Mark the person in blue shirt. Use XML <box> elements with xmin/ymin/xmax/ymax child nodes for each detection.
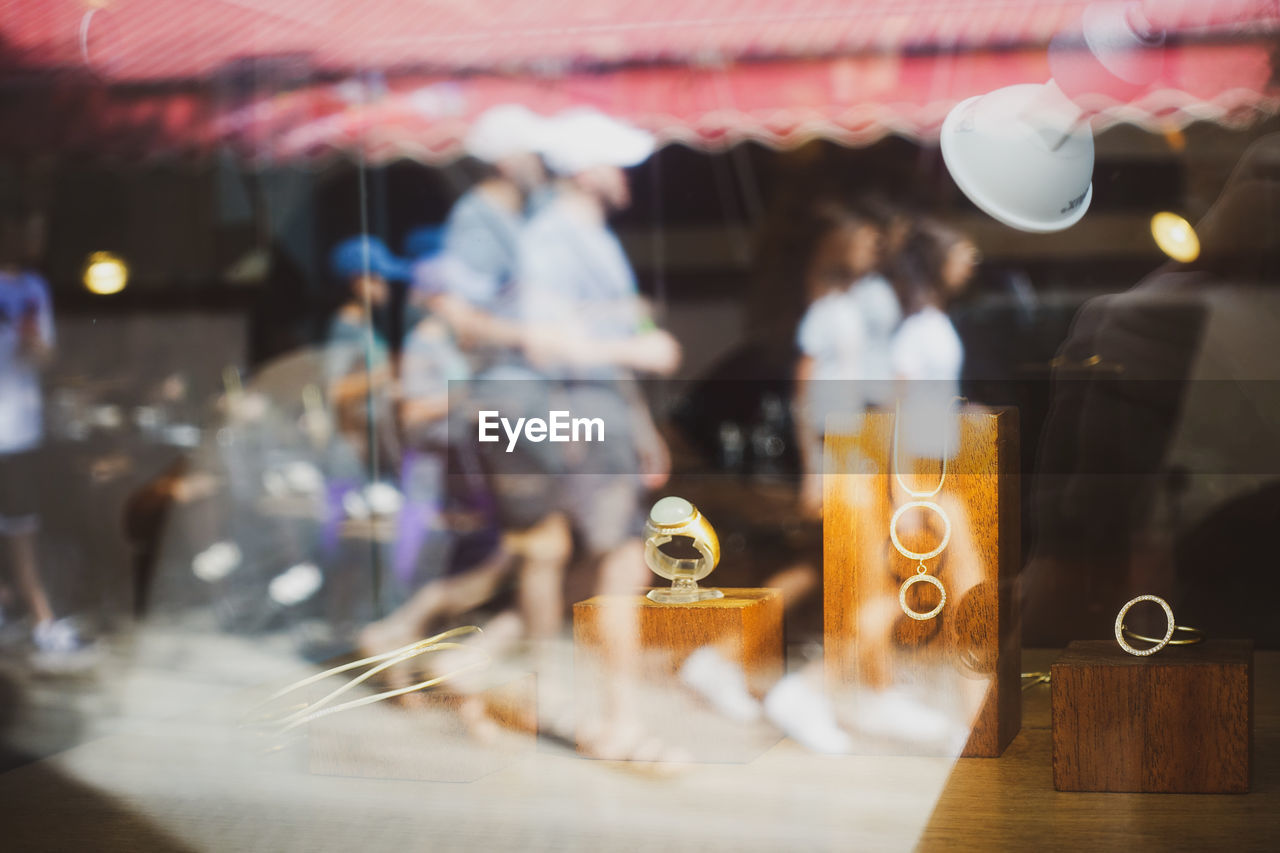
<box><xmin>410</xmin><ymin>105</ymin><xmax>551</xmax><ymax>374</ymax></box>
<box><xmin>0</xmin><ymin>252</ymin><xmax>73</xmax><ymax>655</ymax></box>
<box><xmin>323</xmin><ymin>235</ymin><xmax>410</xmax><ymax>472</ymax></box>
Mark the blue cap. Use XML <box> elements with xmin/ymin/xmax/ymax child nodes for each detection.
<box><xmin>329</xmin><ymin>235</ymin><xmax>412</xmax><ymax>283</ymax></box>
<box><xmin>404</xmin><ymin>225</ymin><xmax>446</xmax><ymax>260</ymax></box>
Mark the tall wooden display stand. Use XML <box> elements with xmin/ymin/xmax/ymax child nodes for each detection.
<box><xmin>823</xmin><ymin>406</ymin><xmax>1020</xmax><ymax>757</ymax></box>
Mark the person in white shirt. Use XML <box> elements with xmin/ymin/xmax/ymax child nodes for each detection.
<box><xmin>793</xmin><ymin>205</ymin><xmax>887</xmax><ymax>515</ymax></box>
<box><xmin>888</xmin><ymin>219</ymin><xmax>980</xmax><ymax>458</ymax></box>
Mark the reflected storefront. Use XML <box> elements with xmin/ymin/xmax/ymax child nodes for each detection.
<box><xmin>2</xmin><ymin>2</ymin><xmax>1280</xmax><ymax>850</ymax></box>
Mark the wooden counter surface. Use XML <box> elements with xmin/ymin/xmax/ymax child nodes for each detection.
<box><xmin>0</xmin><ymin>646</ymin><xmax>1275</xmax><ymax>851</ymax></box>
<box><xmin>919</xmin><ymin>648</ymin><xmax>1280</xmax><ymax>851</ymax></box>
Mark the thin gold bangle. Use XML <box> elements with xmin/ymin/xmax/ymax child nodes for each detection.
<box><xmin>1121</xmin><ymin>624</ymin><xmax>1204</xmax><ymax>646</ymax></box>
<box><xmin>1020</xmin><ymin>671</ymin><xmax>1051</xmax><ymax>689</ymax></box>
<box><xmin>250</xmin><ymin>625</ymin><xmax>484</xmax><ymax>730</ymax></box>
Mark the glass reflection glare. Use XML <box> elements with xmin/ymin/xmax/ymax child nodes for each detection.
<box><xmin>82</xmin><ymin>251</ymin><xmax>128</xmax><ymax>295</ymax></box>
<box><xmin>1150</xmin><ymin>211</ymin><xmax>1200</xmax><ymax>263</ymax></box>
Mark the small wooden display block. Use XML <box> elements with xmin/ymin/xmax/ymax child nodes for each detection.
<box><xmin>308</xmin><ymin>672</ymin><xmax>536</xmax><ymax>782</ymax></box>
<box><xmin>824</xmin><ymin>407</ymin><xmax>1020</xmax><ymax>757</ymax></box>
<box><xmin>1051</xmin><ymin>640</ymin><xmax>1252</xmax><ymax>793</ymax></box>
<box><xmin>574</xmin><ymin>589</ymin><xmax>783</xmax><ymax>690</ymax></box>
<box><xmin>573</xmin><ymin>589</ymin><xmax>784</xmax><ymax>762</ymax></box>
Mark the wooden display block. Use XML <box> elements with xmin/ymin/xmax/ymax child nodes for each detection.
<box><xmin>823</xmin><ymin>407</ymin><xmax>1020</xmax><ymax>757</ymax></box>
<box><xmin>1051</xmin><ymin>639</ymin><xmax>1252</xmax><ymax>793</ymax></box>
<box><xmin>308</xmin><ymin>671</ymin><xmax>536</xmax><ymax>782</ymax></box>
<box><xmin>573</xmin><ymin>589</ymin><xmax>784</xmax><ymax>762</ymax></box>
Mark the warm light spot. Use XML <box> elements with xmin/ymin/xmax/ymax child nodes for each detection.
<box><xmin>1150</xmin><ymin>212</ymin><xmax>1199</xmax><ymax>263</ymax></box>
<box><xmin>83</xmin><ymin>251</ymin><xmax>128</xmax><ymax>295</ymax></box>
<box><xmin>1161</xmin><ymin>125</ymin><xmax>1187</xmax><ymax>153</ymax></box>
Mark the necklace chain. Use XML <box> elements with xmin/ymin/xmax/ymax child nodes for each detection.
<box><xmin>891</xmin><ymin>399</ymin><xmax>955</xmax><ymax>498</ymax></box>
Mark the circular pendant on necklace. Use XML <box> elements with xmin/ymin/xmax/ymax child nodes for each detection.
<box><xmin>899</xmin><ymin>571</ymin><xmax>946</xmax><ymax>620</ymax></box>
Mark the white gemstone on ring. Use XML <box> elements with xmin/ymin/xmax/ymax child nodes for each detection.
<box><xmin>1114</xmin><ymin>594</ymin><xmax>1176</xmax><ymax>656</ymax></box>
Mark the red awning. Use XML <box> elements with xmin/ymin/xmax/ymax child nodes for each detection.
<box><xmin>8</xmin><ymin>0</ymin><xmax>1099</xmax><ymax>83</ymax></box>
<box><xmin>2</xmin><ymin>2</ymin><xmax>1278</xmax><ymax>162</ymax></box>
<box><xmin>217</xmin><ymin>43</ymin><xmax>1280</xmax><ymax>163</ymax></box>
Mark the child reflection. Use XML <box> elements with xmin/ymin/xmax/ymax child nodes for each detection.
<box><xmin>358</xmin><ymin>292</ymin><xmax>518</xmax><ymax>663</ymax></box>
<box><xmin>323</xmin><ymin>235</ymin><xmax>405</xmax><ymax>476</ymax></box>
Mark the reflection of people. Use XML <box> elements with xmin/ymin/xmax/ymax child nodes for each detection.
<box><xmin>412</xmin><ymin>105</ymin><xmax>549</xmax><ymax>365</ymax></box>
<box><xmin>849</xmin><ymin>198</ymin><xmax>907</xmax><ymax>407</ymax></box>
<box><xmin>503</xmin><ymin>109</ymin><xmax>679</xmax><ymax>638</ymax></box>
<box><xmin>888</xmin><ymin>220</ymin><xmax>978</xmax><ymax>458</ymax></box>
<box><xmin>357</xmin><ymin>282</ymin><xmax>516</xmax><ymax>652</ymax></box>
<box><xmin>359</xmin><ymin>108</ymin><xmax>548</xmax><ymax>657</ymax></box>
<box><xmin>323</xmin><ymin>235</ymin><xmax>409</xmax><ymax>470</ymax></box>
<box><xmin>0</xmin><ymin>256</ymin><xmax>73</xmax><ymax>654</ymax></box>
<box><xmin>793</xmin><ymin>205</ymin><xmax>887</xmax><ymax>516</ymax></box>
<box><xmin>494</xmin><ymin>109</ymin><xmax>681</xmax><ymax>759</ymax></box>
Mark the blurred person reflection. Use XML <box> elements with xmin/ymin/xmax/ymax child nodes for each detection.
<box><xmin>491</xmin><ymin>109</ymin><xmax>681</xmax><ymax>758</ymax></box>
<box><xmin>411</xmin><ymin>105</ymin><xmax>551</xmax><ymax>363</ymax></box>
<box><xmin>889</xmin><ymin>219</ymin><xmax>980</xmax><ymax>457</ymax></box>
<box><xmin>324</xmin><ymin>235</ymin><xmax>408</xmax><ymax>478</ymax></box>
<box><xmin>357</xmin><ymin>108</ymin><xmax>549</xmax><ymax>659</ymax></box>
<box><xmin>765</xmin><ymin>205</ymin><xmax>885</xmax><ymax>632</ymax></box>
<box><xmin>313</xmin><ymin>235</ymin><xmax>410</xmax><ymax>637</ymax></box>
<box><xmin>818</xmin><ymin>218</ymin><xmax>984</xmax><ymax>750</ymax></box>
<box><xmin>858</xmin><ymin>192</ymin><xmax>914</xmax><ymax>267</ymax></box>
<box><xmin>0</xmin><ymin>227</ymin><xmax>84</xmax><ymax>660</ymax></box>
<box><xmin>358</xmin><ymin>254</ymin><xmax>517</xmax><ymax>656</ymax></box>
<box><xmin>793</xmin><ymin>204</ymin><xmax>892</xmax><ymax>518</ymax></box>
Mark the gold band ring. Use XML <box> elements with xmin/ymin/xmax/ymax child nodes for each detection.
<box><xmin>643</xmin><ymin>496</ymin><xmax>720</xmax><ymax>583</ymax></box>
<box><xmin>1121</xmin><ymin>625</ymin><xmax>1204</xmax><ymax>647</ymax></box>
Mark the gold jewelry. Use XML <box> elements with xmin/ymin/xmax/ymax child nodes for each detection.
<box><xmin>644</xmin><ymin>496</ymin><xmax>723</xmax><ymax>603</ymax></box>
<box><xmin>1114</xmin><ymin>595</ymin><xmax>1202</xmax><ymax>656</ymax></box>
<box><xmin>889</xmin><ymin>400</ymin><xmax>955</xmax><ymax>620</ymax></box>
<box><xmin>889</xmin><ymin>500</ymin><xmax>952</xmax><ymax>562</ymax></box>
<box><xmin>1020</xmin><ymin>671</ymin><xmax>1051</xmax><ymax>690</ymax></box>
<box><xmin>250</xmin><ymin>626</ymin><xmax>487</xmax><ymax>734</ymax></box>
<box><xmin>899</xmin><ymin>572</ymin><xmax>946</xmax><ymax>620</ymax></box>
<box><xmin>1121</xmin><ymin>625</ymin><xmax>1204</xmax><ymax>647</ymax></box>
<box><xmin>893</xmin><ymin>406</ymin><xmax>948</xmax><ymax>498</ymax></box>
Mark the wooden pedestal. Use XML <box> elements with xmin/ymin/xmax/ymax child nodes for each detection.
<box><xmin>308</xmin><ymin>672</ymin><xmax>536</xmax><ymax>782</ymax></box>
<box><xmin>823</xmin><ymin>407</ymin><xmax>1020</xmax><ymax>757</ymax></box>
<box><xmin>572</xmin><ymin>589</ymin><xmax>784</xmax><ymax>762</ymax></box>
<box><xmin>1051</xmin><ymin>639</ymin><xmax>1252</xmax><ymax>793</ymax></box>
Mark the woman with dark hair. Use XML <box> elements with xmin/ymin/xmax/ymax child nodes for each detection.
<box><xmin>888</xmin><ymin>220</ymin><xmax>979</xmax><ymax>456</ymax></box>
<box><xmin>889</xmin><ymin>220</ymin><xmax>978</xmax><ymax>377</ymax></box>
<box><xmin>792</xmin><ymin>203</ymin><xmax>885</xmax><ymax>515</ymax></box>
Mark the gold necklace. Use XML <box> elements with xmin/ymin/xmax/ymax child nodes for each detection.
<box><xmin>889</xmin><ymin>399</ymin><xmax>955</xmax><ymax>620</ymax></box>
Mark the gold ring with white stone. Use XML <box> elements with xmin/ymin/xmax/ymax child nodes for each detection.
<box><xmin>1114</xmin><ymin>595</ymin><xmax>1201</xmax><ymax>656</ymax></box>
<box><xmin>643</xmin><ymin>496</ymin><xmax>720</xmax><ymax>583</ymax></box>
